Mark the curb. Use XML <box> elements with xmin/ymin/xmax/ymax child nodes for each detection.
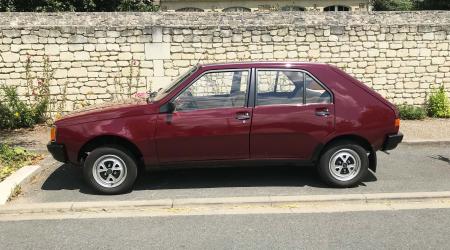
<box><xmin>1</xmin><ymin>191</ymin><xmax>450</xmax><ymax>215</ymax></box>
<box><xmin>402</xmin><ymin>140</ymin><xmax>450</xmax><ymax>146</ymax></box>
<box><xmin>0</xmin><ymin>165</ymin><xmax>42</xmax><ymax>205</ymax></box>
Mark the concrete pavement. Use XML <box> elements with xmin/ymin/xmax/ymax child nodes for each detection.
<box><xmin>1</xmin><ymin>191</ymin><xmax>450</xmax><ymax>221</ymax></box>
<box><xmin>10</xmin><ymin>144</ymin><xmax>450</xmax><ymax>204</ymax></box>
<box><xmin>1</xmin><ymin>208</ymin><xmax>449</xmax><ymax>249</ymax></box>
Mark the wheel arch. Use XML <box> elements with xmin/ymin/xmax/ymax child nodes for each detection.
<box><xmin>78</xmin><ymin>135</ymin><xmax>144</xmax><ymax>165</ymax></box>
<box><xmin>312</xmin><ymin>134</ymin><xmax>377</xmax><ymax>172</ymax></box>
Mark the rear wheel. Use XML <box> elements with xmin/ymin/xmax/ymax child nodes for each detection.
<box><xmin>83</xmin><ymin>146</ymin><xmax>138</xmax><ymax>194</ymax></box>
<box><xmin>318</xmin><ymin>141</ymin><xmax>369</xmax><ymax>187</ymax></box>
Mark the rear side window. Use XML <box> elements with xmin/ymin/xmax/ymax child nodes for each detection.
<box><xmin>256</xmin><ymin>70</ymin><xmax>331</xmax><ymax>106</ymax></box>
<box><xmin>256</xmin><ymin>70</ymin><xmax>304</xmax><ymax>106</ymax></box>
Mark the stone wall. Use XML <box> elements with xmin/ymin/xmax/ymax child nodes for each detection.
<box><xmin>0</xmin><ymin>11</ymin><xmax>449</xmax><ymax>111</ymax></box>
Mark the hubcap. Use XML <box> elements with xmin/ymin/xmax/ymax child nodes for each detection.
<box><xmin>92</xmin><ymin>155</ymin><xmax>127</xmax><ymax>188</ymax></box>
<box><xmin>328</xmin><ymin>149</ymin><xmax>361</xmax><ymax>182</ymax></box>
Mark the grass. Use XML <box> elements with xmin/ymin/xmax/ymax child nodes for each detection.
<box><xmin>0</xmin><ymin>143</ymin><xmax>42</xmax><ymax>182</ymax></box>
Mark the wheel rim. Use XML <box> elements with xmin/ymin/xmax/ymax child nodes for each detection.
<box><xmin>92</xmin><ymin>154</ymin><xmax>127</xmax><ymax>188</ymax></box>
<box><xmin>328</xmin><ymin>149</ymin><xmax>361</xmax><ymax>182</ymax></box>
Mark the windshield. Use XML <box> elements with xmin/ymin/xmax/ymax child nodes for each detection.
<box><xmin>152</xmin><ymin>65</ymin><xmax>199</xmax><ymax>102</ymax></box>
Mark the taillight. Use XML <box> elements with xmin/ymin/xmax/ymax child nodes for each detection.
<box><xmin>394</xmin><ymin>118</ymin><xmax>400</xmax><ymax>128</ymax></box>
<box><xmin>50</xmin><ymin>126</ymin><xmax>57</xmax><ymax>141</ymax></box>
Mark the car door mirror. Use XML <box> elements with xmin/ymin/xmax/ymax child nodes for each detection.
<box><xmin>159</xmin><ymin>102</ymin><xmax>176</xmax><ymax>113</ymax></box>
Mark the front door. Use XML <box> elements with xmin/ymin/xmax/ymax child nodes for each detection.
<box><xmin>250</xmin><ymin>69</ymin><xmax>335</xmax><ymax>159</ymax></box>
<box><xmin>155</xmin><ymin>70</ymin><xmax>252</xmax><ymax>163</ymax></box>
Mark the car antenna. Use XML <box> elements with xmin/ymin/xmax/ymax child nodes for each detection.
<box><xmin>194</xmin><ymin>48</ymin><xmax>207</xmax><ymax>67</ymax></box>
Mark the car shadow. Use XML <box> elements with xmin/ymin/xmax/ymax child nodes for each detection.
<box><xmin>41</xmin><ymin>164</ymin><xmax>377</xmax><ymax>195</ymax></box>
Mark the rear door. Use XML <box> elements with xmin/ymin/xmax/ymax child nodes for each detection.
<box><xmin>155</xmin><ymin>69</ymin><xmax>252</xmax><ymax>163</ymax></box>
<box><xmin>250</xmin><ymin>69</ymin><xmax>335</xmax><ymax>160</ymax></box>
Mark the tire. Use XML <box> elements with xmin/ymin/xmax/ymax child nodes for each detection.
<box><xmin>83</xmin><ymin>146</ymin><xmax>138</xmax><ymax>194</ymax></box>
<box><xmin>317</xmin><ymin>141</ymin><xmax>369</xmax><ymax>188</ymax></box>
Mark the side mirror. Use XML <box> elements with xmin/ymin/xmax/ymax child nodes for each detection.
<box><xmin>159</xmin><ymin>102</ymin><xmax>176</xmax><ymax>113</ymax></box>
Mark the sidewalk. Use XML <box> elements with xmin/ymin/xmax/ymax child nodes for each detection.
<box><xmin>401</xmin><ymin>118</ymin><xmax>450</xmax><ymax>143</ymax></box>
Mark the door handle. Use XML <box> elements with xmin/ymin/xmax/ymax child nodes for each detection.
<box><xmin>315</xmin><ymin>108</ymin><xmax>330</xmax><ymax>117</ymax></box>
<box><xmin>236</xmin><ymin>112</ymin><xmax>251</xmax><ymax>120</ymax></box>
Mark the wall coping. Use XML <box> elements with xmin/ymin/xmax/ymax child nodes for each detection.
<box><xmin>0</xmin><ymin>11</ymin><xmax>449</xmax><ymax>28</ymax></box>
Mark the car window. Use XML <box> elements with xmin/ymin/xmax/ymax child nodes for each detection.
<box><xmin>174</xmin><ymin>70</ymin><xmax>249</xmax><ymax>111</ymax></box>
<box><xmin>152</xmin><ymin>65</ymin><xmax>198</xmax><ymax>102</ymax></box>
<box><xmin>305</xmin><ymin>74</ymin><xmax>332</xmax><ymax>104</ymax></box>
<box><xmin>256</xmin><ymin>70</ymin><xmax>305</xmax><ymax>106</ymax></box>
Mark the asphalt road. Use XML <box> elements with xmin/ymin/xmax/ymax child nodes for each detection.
<box><xmin>0</xmin><ymin>208</ymin><xmax>449</xmax><ymax>249</ymax></box>
<box><xmin>12</xmin><ymin>144</ymin><xmax>450</xmax><ymax>204</ymax></box>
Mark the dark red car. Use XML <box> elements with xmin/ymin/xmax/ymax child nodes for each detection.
<box><xmin>48</xmin><ymin>62</ymin><xmax>403</xmax><ymax>194</ymax></box>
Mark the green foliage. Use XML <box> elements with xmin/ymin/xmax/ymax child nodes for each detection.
<box><xmin>0</xmin><ymin>55</ymin><xmax>57</xmax><ymax>129</ymax></box>
<box><xmin>372</xmin><ymin>0</ymin><xmax>415</xmax><ymax>10</ymax></box>
<box><xmin>0</xmin><ymin>144</ymin><xmax>39</xmax><ymax>182</ymax></box>
<box><xmin>372</xmin><ymin>0</ymin><xmax>450</xmax><ymax>10</ymax></box>
<box><xmin>415</xmin><ymin>0</ymin><xmax>450</xmax><ymax>10</ymax></box>
<box><xmin>0</xmin><ymin>86</ymin><xmax>47</xmax><ymax>129</ymax></box>
<box><xmin>116</xmin><ymin>0</ymin><xmax>159</xmax><ymax>11</ymax></box>
<box><xmin>397</xmin><ymin>104</ymin><xmax>426</xmax><ymax>120</ymax></box>
<box><xmin>427</xmin><ymin>85</ymin><xmax>450</xmax><ymax>118</ymax></box>
<box><xmin>0</xmin><ymin>0</ymin><xmax>158</xmax><ymax>12</ymax></box>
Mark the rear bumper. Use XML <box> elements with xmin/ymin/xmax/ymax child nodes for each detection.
<box><xmin>47</xmin><ymin>141</ymin><xmax>68</xmax><ymax>163</ymax></box>
<box><xmin>382</xmin><ymin>132</ymin><xmax>403</xmax><ymax>151</ymax></box>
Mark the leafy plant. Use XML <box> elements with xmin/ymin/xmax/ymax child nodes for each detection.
<box><xmin>8</xmin><ymin>185</ymin><xmax>21</xmax><ymax>202</ymax></box>
<box><xmin>372</xmin><ymin>0</ymin><xmax>415</xmax><ymax>10</ymax></box>
<box><xmin>427</xmin><ymin>85</ymin><xmax>450</xmax><ymax>118</ymax></box>
<box><xmin>116</xmin><ymin>0</ymin><xmax>159</xmax><ymax>11</ymax></box>
<box><xmin>0</xmin><ymin>0</ymin><xmax>159</xmax><ymax>12</ymax></box>
<box><xmin>0</xmin><ymin>55</ymin><xmax>62</xmax><ymax>129</ymax></box>
<box><xmin>0</xmin><ymin>144</ymin><xmax>40</xmax><ymax>182</ymax></box>
<box><xmin>397</xmin><ymin>104</ymin><xmax>427</xmax><ymax>120</ymax></box>
<box><xmin>110</xmin><ymin>60</ymin><xmax>149</xmax><ymax>101</ymax></box>
<box><xmin>0</xmin><ymin>86</ymin><xmax>47</xmax><ymax>129</ymax></box>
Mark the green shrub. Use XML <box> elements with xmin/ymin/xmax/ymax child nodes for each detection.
<box><xmin>397</xmin><ymin>104</ymin><xmax>427</xmax><ymax>120</ymax></box>
<box><xmin>372</xmin><ymin>0</ymin><xmax>415</xmax><ymax>11</ymax></box>
<box><xmin>0</xmin><ymin>86</ymin><xmax>48</xmax><ymax>129</ymax></box>
<box><xmin>0</xmin><ymin>0</ymin><xmax>159</xmax><ymax>12</ymax></box>
<box><xmin>427</xmin><ymin>85</ymin><xmax>450</xmax><ymax>118</ymax></box>
<box><xmin>0</xmin><ymin>143</ymin><xmax>39</xmax><ymax>181</ymax></box>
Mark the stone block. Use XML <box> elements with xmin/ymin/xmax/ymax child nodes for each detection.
<box><xmin>68</xmin><ymin>67</ymin><xmax>88</xmax><ymax>77</ymax></box>
<box><xmin>153</xmin><ymin>60</ymin><xmax>164</xmax><ymax>77</ymax></box>
<box><xmin>45</xmin><ymin>44</ymin><xmax>60</xmax><ymax>55</ymax></box>
<box><xmin>1</xmin><ymin>52</ymin><xmax>19</xmax><ymax>63</ymax></box>
<box><xmin>145</xmin><ymin>43</ymin><xmax>170</xmax><ymax>60</ymax></box>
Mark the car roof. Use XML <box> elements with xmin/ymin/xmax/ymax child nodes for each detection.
<box><xmin>198</xmin><ymin>61</ymin><xmax>329</xmax><ymax>70</ymax></box>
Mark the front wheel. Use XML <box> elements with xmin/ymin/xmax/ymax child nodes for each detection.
<box><xmin>83</xmin><ymin>146</ymin><xmax>138</xmax><ymax>194</ymax></box>
<box><xmin>317</xmin><ymin>142</ymin><xmax>369</xmax><ymax>187</ymax></box>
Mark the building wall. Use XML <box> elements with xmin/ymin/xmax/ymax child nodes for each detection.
<box><xmin>0</xmin><ymin>12</ymin><xmax>448</xmax><ymax>112</ymax></box>
<box><xmin>160</xmin><ymin>0</ymin><xmax>371</xmax><ymax>12</ymax></box>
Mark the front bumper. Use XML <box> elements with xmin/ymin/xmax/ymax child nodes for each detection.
<box><xmin>382</xmin><ymin>132</ymin><xmax>403</xmax><ymax>151</ymax></box>
<box><xmin>47</xmin><ymin>141</ymin><xmax>68</xmax><ymax>163</ymax></box>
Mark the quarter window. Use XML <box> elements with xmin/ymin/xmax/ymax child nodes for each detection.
<box><xmin>174</xmin><ymin>71</ymin><xmax>249</xmax><ymax>111</ymax></box>
<box><xmin>305</xmin><ymin>75</ymin><xmax>332</xmax><ymax>104</ymax></box>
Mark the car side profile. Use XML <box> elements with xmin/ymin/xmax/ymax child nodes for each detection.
<box><xmin>48</xmin><ymin>62</ymin><xmax>403</xmax><ymax>194</ymax></box>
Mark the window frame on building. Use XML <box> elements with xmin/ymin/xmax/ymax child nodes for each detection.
<box><xmin>222</xmin><ymin>6</ymin><xmax>252</xmax><ymax>12</ymax></box>
<box><xmin>323</xmin><ymin>5</ymin><xmax>351</xmax><ymax>11</ymax></box>
<box><xmin>175</xmin><ymin>7</ymin><xmax>205</xmax><ymax>12</ymax></box>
